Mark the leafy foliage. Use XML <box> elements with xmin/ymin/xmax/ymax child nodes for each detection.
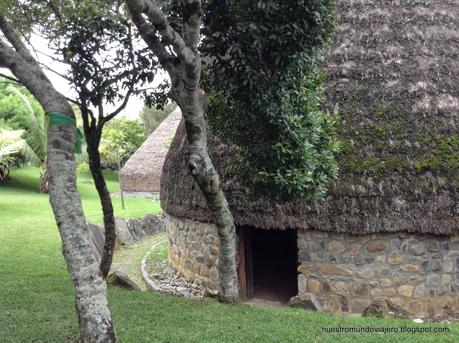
<box><xmin>100</xmin><ymin>118</ymin><xmax>145</xmax><ymax>166</ymax></box>
<box><xmin>0</xmin><ymin>79</ymin><xmax>44</xmax><ymax>133</ymax></box>
<box><xmin>7</xmin><ymin>86</ymin><xmax>47</xmax><ymax>163</ymax></box>
<box><xmin>53</xmin><ymin>6</ymin><xmax>157</xmax><ymax>108</ymax></box>
<box><xmin>0</xmin><ymin>83</ymin><xmax>47</xmax><ymax>183</ymax></box>
<box><xmin>201</xmin><ymin>0</ymin><xmax>339</xmax><ymax>201</ymax></box>
<box><xmin>0</xmin><ymin>129</ymin><xmax>40</xmax><ymax>180</ymax></box>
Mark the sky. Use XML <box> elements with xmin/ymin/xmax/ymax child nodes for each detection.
<box><xmin>1</xmin><ymin>33</ymin><xmax>167</xmax><ymax>120</ymax></box>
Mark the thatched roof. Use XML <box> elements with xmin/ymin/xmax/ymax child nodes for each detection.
<box><xmin>160</xmin><ymin>0</ymin><xmax>459</xmax><ymax>235</ymax></box>
<box><xmin>120</xmin><ymin>108</ymin><xmax>181</xmax><ymax>192</ymax></box>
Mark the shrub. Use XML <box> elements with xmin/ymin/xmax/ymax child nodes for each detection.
<box><xmin>202</xmin><ymin>0</ymin><xmax>339</xmax><ymax>201</ymax></box>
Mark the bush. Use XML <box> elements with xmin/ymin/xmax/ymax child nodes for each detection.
<box><xmin>100</xmin><ymin>118</ymin><xmax>145</xmax><ymax>167</ymax></box>
<box><xmin>202</xmin><ymin>0</ymin><xmax>339</xmax><ymax>202</ymax></box>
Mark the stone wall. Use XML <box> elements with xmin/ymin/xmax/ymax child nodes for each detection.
<box><xmin>166</xmin><ymin>214</ymin><xmax>220</xmax><ymax>293</ymax></box>
<box><xmin>166</xmin><ymin>213</ymin><xmax>459</xmax><ymax>317</ymax></box>
<box><xmin>298</xmin><ymin>231</ymin><xmax>459</xmax><ymax>317</ymax></box>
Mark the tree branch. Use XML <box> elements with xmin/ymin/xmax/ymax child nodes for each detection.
<box><xmin>0</xmin><ymin>13</ymin><xmax>39</xmax><ymax>67</ymax></box>
<box><xmin>34</xmin><ymin>48</ymin><xmax>70</xmax><ymax>66</ymax></box>
<box><xmin>125</xmin><ymin>0</ymin><xmax>196</xmax><ymax>68</ymax></box>
<box><xmin>65</xmin><ymin>96</ymin><xmax>80</xmax><ymax>106</ymax></box>
<box><xmin>0</xmin><ymin>38</ymin><xmax>23</xmax><ymax>69</ymax></box>
<box><xmin>39</xmin><ymin>62</ymin><xmax>72</xmax><ymax>82</ymax></box>
<box><xmin>0</xmin><ymin>72</ymin><xmax>20</xmax><ymax>84</ymax></box>
<box><xmin>126</xmin><ymin>4</ymin><xmax>176</xmax><ymax>76</ymax></box>
<box><xmin>183</xmin><ymin>0</ymin><xmax>202</xmax><ymax>49</ymax></box>
<box><xmin>104</xmin><ymin>89</ymin><xmax>133</xmax><ymax>123</ymax></box>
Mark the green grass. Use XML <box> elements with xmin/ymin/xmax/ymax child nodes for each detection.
<box><xmin>1</xmin><ymin>167</ymin><xmax>458</xmax><ymax>342</ymax></box>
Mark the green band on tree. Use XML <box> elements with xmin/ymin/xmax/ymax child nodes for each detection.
<box><xmin>47</xmin><ymin>112</ymin><xmax>83</xmax><ymax>154</ymax></box>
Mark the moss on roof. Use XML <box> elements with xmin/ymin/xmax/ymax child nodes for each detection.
<box><xmin>160</xmin><ymin>0</ymin><xmax>459</xmax><ymax>235</ymax></box>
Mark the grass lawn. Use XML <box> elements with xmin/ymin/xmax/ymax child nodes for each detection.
<box><xmin>1</xmin><ymin>167</ymin><xmax>458</xmax><ymax>342</ymax></box>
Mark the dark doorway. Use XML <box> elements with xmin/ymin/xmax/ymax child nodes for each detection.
<box><xmin>238</xmin><ymin>227</ymin><xmax>298</xmax><ymax>304</ymax></box>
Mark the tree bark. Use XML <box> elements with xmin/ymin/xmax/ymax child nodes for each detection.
<box><xmin>126</xmin><ymin>0</ymin><xmax>239</xmax><ymax>302</ymax></box>
<box><xmin>0</xmin><ymin>13</ymin><xmax>117</xmax><ymax>343</ymax></box>
<box><xmin>175</xmin><ymin>90</ymin><xmax>239</xmax><ymax>303</ymax></box>
<box><xmin>86</xmin><ymin>127</ymin><xmax>117</xmax><ymax>279</ymax></box>
<box><xmin>39</xmin><ymin>168</ymin><xmax>48</xmax><ymax>193</ymax></box>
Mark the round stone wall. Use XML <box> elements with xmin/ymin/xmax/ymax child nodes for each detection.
<box><xmin>166</xmin><ymin>213</ymin><xmax>459</xmax><ymax>317</ymax></box>
<box><xmin>297</xmin><ymin>231</ymin><xmax>459</xmax><ymax>316</ymax></box>
<box><xmin>166</xmin><ymin>214</ymin><xmax>220</xmax><ymax>293</ymax></box>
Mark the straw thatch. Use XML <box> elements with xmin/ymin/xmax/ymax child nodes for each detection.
<box><xmin>120</xmin><ymin>108</ymin><xmax>181</xmax><ymax>192</ymax></box>
<box><xmin>160</xmin><ymin>0</ymin><xmax>459</xmax><ymax>235</ymax></box>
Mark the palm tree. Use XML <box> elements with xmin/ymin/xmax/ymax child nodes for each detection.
<box><xmin>0</xmin><ymin>128</ymin><xmax>40</xmax><ymax>180</ymax></box>
<box><xmin>7</xmin><ymin>86</ymin><xmax>48</xmax><ymax>192</ymax></box>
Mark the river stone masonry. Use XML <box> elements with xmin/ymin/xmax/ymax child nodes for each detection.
<box><xmin>297</xmin><ymin>231</ymin><xmax>459</xmax><ymax>317</ymax></box>
<box><xmin>167</xmin><ymin>214</ymin><xmax>220</xmax><ymax>292</ymax></box>
<box><xmin>166</xmin><ymin>214</ymin><xmax>459</xmax><ymax>317</ymax></box>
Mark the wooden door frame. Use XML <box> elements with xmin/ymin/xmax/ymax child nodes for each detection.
<box><xmin>237</xmin><ymin>226</ymin><xmax>253</xmax><ymax>299</ymax></box>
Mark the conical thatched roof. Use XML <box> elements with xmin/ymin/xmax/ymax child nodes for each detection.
<box><xmin>161</xmin><ymin>0</ymin><xmax>459</xmax><ymax>235</ymax></box>
<box><xmin>121</xmin><ymin>108</ymin><xmax>181</xmax><ymax>193</ymax></box>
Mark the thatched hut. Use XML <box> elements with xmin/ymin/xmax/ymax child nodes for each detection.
<box><xmin>120</xmin><ymin>108</ymin><xmax>181</xmax><ymax>193</ymax></box>
<box><xmin>160</xmin><ymin>0</ymin><xmax>459</xmax><ymax>316</ymax></box>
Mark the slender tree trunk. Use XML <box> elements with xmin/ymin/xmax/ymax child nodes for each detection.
<box><xmin>125</xmin><ymin>0</ymin><xmax>239</xmax><ymax>303</ymax></box>
<box><xmin>47</xmin><ymin>122</ymin><xmax>117</xmax><ymax>343</ymax></box>
<box><xmin>87</xmin><ymin>133</ymin><xmax>117</xmax><ymax>279</ymax></box>
<box><xmin>0</xmin><ymin>162</ymin><xmax>10</xmax><ymax>180</ymax></box>
<box><xmin>174</xmin><ymin>89</ymin><xmax>239</xmax><ymax>303</ymax></box>
<box><xmin>39</xmin><ymin>168</ymin><xmax>48</xmax><ymax>193</ymax></box>
<box><xmin>0</xmin><ymin>13</ymin><xmax>118</xmax><ymax>342</ymax></box>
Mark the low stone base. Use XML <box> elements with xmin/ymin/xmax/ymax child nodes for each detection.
<box><xmin>297</xmin><ymin>231</ymin><xmax>459</xmax><ymax>317</ymax></box>
<box><xmin>167</xmin><ymin>214</ymin><xmax>220</xmax><ymax>293</ymax></box>
<box><xmin>165</xmin><ymin>213</ymin><xmax>459</xmax><ymax>317</ymax></box>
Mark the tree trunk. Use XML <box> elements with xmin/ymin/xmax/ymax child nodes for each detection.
<box><xmin>125</xmin><ymin>0</ymin><xmax>239</xmax><ymax>302</ymax></box>
<box><xmin>47</xmin><ymin>122</ymin><xmax>117</xmax><ymax>343</ymax></box>
<box><xmin>174</xmin><ymin>89</ymin><xmax>239</xmax><ymax>303</ymax></box>
<box><xmin>0</xmin><ymin>161</ymin><xmax>10</xmax><ymax>181</ymax></box>
<box><xmin>0</xmin><ymin>15</ymin><xmax>118</xmax><ymax>342</ymax></box>
<box><xmin>39</xmin><ymin>168</ymin><xmax>48</xmax><ymax>193</ymax></box>
<box><xmin>87</xmin><ymin>134</ymin><xmax>117</xmax><ymax>279</ymax></box>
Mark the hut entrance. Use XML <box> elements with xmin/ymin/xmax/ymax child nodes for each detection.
<box><xmin>238</xmin><ymin>227</ymin><xmax>298</xmax><ymax>304</ymax></box>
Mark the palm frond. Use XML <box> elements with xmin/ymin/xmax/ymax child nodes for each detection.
<box><xmin>0</xmin><ymin>129</ymin><xmax>41</xmax><ymax>166</ymax></box>
<box><xmin>7</xmin><ymin>86</ymin><xmax>47</xmax><ymax>161</ymax></box>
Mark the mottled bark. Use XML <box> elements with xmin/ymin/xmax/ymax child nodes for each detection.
<box><xmin>39</xmin><ymin>168</ymin><xmax>48</xmax><ymax>193</ymax></box>
<box><xmin>85</xmin><ymin>126</ymin><xmax>117</xmax><ymax>279</ymax></box>
<box><xmin>126</xmin><ymin>0</ymin><xmax>239</xmax><ymax>302</ymax></box>
<box><xmin>0</xmin><ymin>13</ymin><xmax>117</xmax><ymax>343</ymax></box>
<box><xmin>177</xmin><ymin>92</ymin><xmax>239</xmax><ymax>302</ymax></box>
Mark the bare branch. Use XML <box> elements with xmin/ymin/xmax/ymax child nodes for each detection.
<box><xmin>34</xmin><ymin>48</ymin><xmax>69</xmax><ymax>65</ymax></box>
<box><xmin>104</xmin><ymin>89</ymin><xmax>133</xmax><ymax>123</ymax></box>
<box><xmin>0</xmin><ymin>72</ymin><xmax>20</xmax><ymax>84</ymax></box>
<box><xmin>65</xmin><ymin>96</ymin><xmax>80</xmax><ymax>106</ymax></box>
<box><xmin>39</xmin><ymin>62</ymin><xmax>72</xmax><ymax>82</ymax></box>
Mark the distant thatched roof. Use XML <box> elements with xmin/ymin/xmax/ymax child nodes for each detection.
<box><xmin>160</xmin><ymin>0</ymin><xmax>459</xmax><ymax>235</ymax></box>
<box><xmin>121</xmin><ymin>108</ymin><xmax>181</xmax><ymax>192</ymax></box>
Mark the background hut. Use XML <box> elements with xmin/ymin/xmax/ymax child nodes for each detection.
<box><xmin>120</xmin><ymin>108</ymin><xmax>181</xmax><ymax>193</ymax></box>
<box><xmin>160</xmin><ymin>0</ymin><xmax>459</xmax><ymax>316</ymax></box>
